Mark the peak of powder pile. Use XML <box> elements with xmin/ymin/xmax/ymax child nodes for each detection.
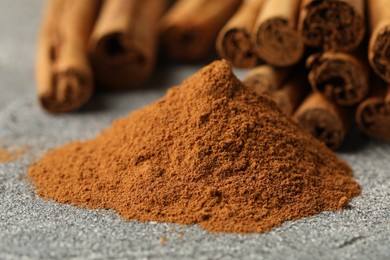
<box><xmin>29</xmin><ymin>60</ymin><xmax>360</xmax><ymax>233</ymax></box>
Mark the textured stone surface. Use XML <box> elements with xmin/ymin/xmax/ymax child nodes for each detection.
<box><xmin>0</xmin><ymin>1</ymin><xmax>389</xmax><ymax>259</ymax></box>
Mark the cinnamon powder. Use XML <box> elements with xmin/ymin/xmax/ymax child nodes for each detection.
<box><xmin>28</xmin><ymin>60</ymin><xmax>360</xmax><ymax>233</ymax></box>
<box><xmin>0</xmin><ymin>147</ymin><xmax>29</xmax><ymax>163</ymax></box>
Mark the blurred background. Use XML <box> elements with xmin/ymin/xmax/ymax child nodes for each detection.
<box><xmin>0</xmin><ymin>0</ymin><xmax>249</xmax><ymax>111</ymax></box>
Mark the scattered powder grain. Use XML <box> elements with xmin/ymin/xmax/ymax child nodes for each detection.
<box><xmin>28</xmin><ymin>60</ymin><xmax>360</xmax><ymax>233</ymax></box>
<box><xmin>160</xmin><ymin>235</ymin><xmax>168</xmax><ymax>246</ymax></box>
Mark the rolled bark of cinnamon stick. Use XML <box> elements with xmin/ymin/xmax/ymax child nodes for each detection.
<box><xmin>36</xmin><ymin>0</ymin><xmax>100</xmax><ymax>113</ymax></box>
<box><xmin>294</xmin><ymin>92</ymin><xmax>352</xmax><ymax>149</ymax></box>
<box><xmin>216</xmin><ymin>0</ymin><xmax>264</xmax><ymax>68</ymax></box>
<box><xmin>243</xmin><ymin>65</ymin><xmax>292</xmax><ymax>93</ymax></box>
<box><xmin>271</xmin><ymin>74</ymin><xmax>309</xmax><ymax>116</ymax></box>
<box><xmin>160</xmin><ymin>0</ymin><xmax>242</xmax><ymax>62</ymax></box>
<box><xmin>252</xmin><ymin>0</ymin><xmax>305</xmax><ymax>67</ymax></box>
<box><xmin>89</xmin><ymin>0</ymin><xmax>167</xmax><ymax>89</ymax></box>
<box><xmin>368</xmin><ymin>0</ymin><xmax>390</xmax><ymax>83</ymax></box>
<box><xmin>306</xmin><ymin>52</ymin><xmax>369</xmax><ymax>106</ymax></box>
<box><xmin>356</xmin><ymin>79</ymin><xmax>390</xmax><ymax>142</ymax></box>
<box><xmin>299</xmin><ymin>0</ymin><xmax>365</xmax><ymax>52</ymax></box>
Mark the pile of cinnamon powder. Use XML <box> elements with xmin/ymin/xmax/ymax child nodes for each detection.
<box><xmin>29</xmin><ymin>60</ymin><xmax>360</xmax><ymax>233</ymax></box>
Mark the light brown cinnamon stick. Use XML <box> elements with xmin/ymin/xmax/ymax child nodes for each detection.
<box><xmin>306</xmin><ymin>51</ymin><xmax>369</xmax><ymax>106</ymax></box>
<box><xmin>356</xmin><ymin>79</ymin><xmax>390</xmax><ymax>142</ymax></box>
<box><xmin>243</xmin><ymin>65</ymin><xmax>292</xmax><ymax>93</ymax></box>
<box><xmin>36</xmin><ymin>0</ymin><xmax>100</xmax><ymax>113</ymax></box>
<box><xmin>368</xmin><ymin>0</ymin><xmax>390</xmax><ymax>83</ymax></box>
<box><xmin>89</xmin><ymin>0</ymin><xmax>167</xmax><ymax>89</ymax></box>
<box><xmin>294</xmin><ymin>91</ymin><xmax>352</xmax><ymax>149</ymax></box>
<box><xmin>252</xmin><ymin>0</ymin><xmax>305</xmax><ymax>67</ymax></box>
<box><xmin>270</xmin><ymin>74</ymin><xmax>309</xmax><ymax>116</ymax></box>
<box><xmin>160</xmin><ymin>0</ymin><xmax>242</xmax><ymax>61</ymax></box>
<box><xmin>299</xmin><ymin>0</ymin><xmax>365</xmax><ymax>52</ymax></box>
<box><xmin>216</xmin><ymin>0</ymin><xmax>264</xmax><ymax>68</ymax></box>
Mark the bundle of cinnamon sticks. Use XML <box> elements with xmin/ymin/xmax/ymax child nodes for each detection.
<box><xmin>37</xmin><ymin>0</ymin><xmax>168</xmax><ymax>113</ymax></box>
<box><xmin>36</xmin><ymin>0</ymin><xmax>243</xmax><ymax>113</ymax></box>
<box><xmin>217</xmin><ymin>0</ymin><xmax>305</xmax><ymax>68</ymax></box>
<box><xmin>35</xmin><ymin>0</ymin><xmax>390</xmax><ymax>145</ymax></box>
<box><xmin>241</xmin><ymin>0</ymin><xmax>390</xmax><ymax>147</ymax></box>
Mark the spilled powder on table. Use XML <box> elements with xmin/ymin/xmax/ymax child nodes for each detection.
<box><xmin>28</xmin><ymin>60</ymin><xmax>360</xmax><ymax>233</ymax></box>
<box><xmin>0</xmin><ymin>146</ymin><xmax>29</xmax><ymax>163</ymax></box>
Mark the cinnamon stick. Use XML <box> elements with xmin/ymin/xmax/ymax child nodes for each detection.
<box><xmin>294</xmin><ymin>92</ymin><xmax>352</xmax><ymax>149</ymax></box>
<box><xmin>252</xmin><ymin>0</ymin><xmax>305</xmax><ymax>67</ymax></box>
<box><xmin>160</xmin><ymin>0</ymin><xmax>242</xmax><ymax>61</ymax></box>
<box><xmin>216</xmin><ymin>0</ymin><xmax>264</xmax><ymax>68</ymax></box>
<box><xmin>243</xmin><ymin>65</ymin><xmax>292</xmax><ymax>93</ymax></box>
<box><xmin>356</xmin><ymin>79</ymin><xmax>390</xmax><ymax>142</ymax></box>
<box><xmin>36</xmin><ymin>0</ymin><xmax>100</xmax><ymax>113</ymax></box>
<box><xmin>89</xmin><ymin>0</ymin><xmax>167</xmax><ymax>89</ymax></box>
<box><xmin>270</xmin><ymin>74</ymin><xmax>309</xmax><ymax>116</ymax></box>
<box><xmin>299</xmin><ymin>0</ymin><xmax>365</xmax><ymax>52</ymax></box>
<box><xmin>306</xmin><ymin>51</ymin><xmax>369</xmax><ymax>106</ymax></box>
<box><xmin>368</xmin><ymin>0</ymin><xmax>390</xmax><ymax>83</ymax></box>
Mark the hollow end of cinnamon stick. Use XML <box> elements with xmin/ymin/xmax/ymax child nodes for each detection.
<box><xmin>90</xmin><ymin>32</ymin><xmax>153</xmax><ymax>89</ymax></box>
<box><xmin>253</xmin><ymin>17</ymin><xmax>305</xmax><ymax>67</ymax></box>
<box><xmin>307</xmin><ymin>52</ymin><xmax>369</xmax><ymax>106</ymax></box>
<box><xmin>294</xmin><ymin>92</ymin><xmax>350</xmax><ymax>149</ymax></box>
<box><xmin>39</xmin><ymin>69</ymin><xmax>93</xmax><ymax>114</ymax></box>
<box><xmin>215</xmin><ymin>0</ymin><xmax>264</xmax><ymax>68</ymax></box>
<box><xmin>356</xmin><ymin>83</ymin><xmax>390</xmax><ymax>142</ymax></box>
<box><xmin>369</xmin><ymin>22</ymin><xmax>390</xmax><ymax>83</ymax></box>
<box><xmin>299</xmin><ymin>0</ymin><xmax>365</xmax><ymax>52</ymax></box>
<box><xmin>217</xmin><ymin>28</ymin><xmax>259</xmax><ymax>68</ymax></box>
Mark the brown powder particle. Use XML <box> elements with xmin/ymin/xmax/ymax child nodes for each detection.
<box><xmin>160</xmin><ymin>235</ymin><xmax>168</xmax><ymax>246</ymax></box>
<box><xmin>28</xmin><ymin>60</ymin><xmax>360</xmax><ymax>234</ymax></box>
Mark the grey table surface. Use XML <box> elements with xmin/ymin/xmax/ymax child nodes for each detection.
<box><xmin>0</xmin><ymin>1</ymin><xmax>389</xmax><ymax>259</ymax></box>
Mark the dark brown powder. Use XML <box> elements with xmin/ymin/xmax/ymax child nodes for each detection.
<box><xmin>28</xmin><ymin>60</ymin><xmax>360</xmax><ymax>233</ymax></box>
